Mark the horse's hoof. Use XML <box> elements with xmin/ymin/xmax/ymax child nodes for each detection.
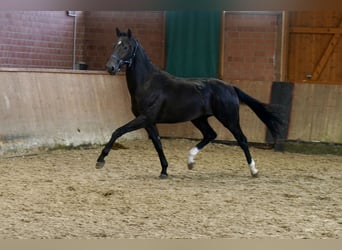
<box><xmin>187</xmin><ymin>162</ymin><xmax>194</xmax><ymax>170</ymax></box>
<box><xmin>251</xmin><ymin>171</ymin><xmax>259</xmax><ymax>178</ymax></box>
<box><xmin>159</xmin><ymin>173</ymin><xmax>168</xmax><ymax>179</ymax></box>
<box><xmin>96</xmin><ymin>161</ymin><xmax>105</xmax><ymax>169</ymax></box>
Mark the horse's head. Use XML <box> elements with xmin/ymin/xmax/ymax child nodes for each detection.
<box><xmin>106</xmin><ymin>28</ymin><xmax>138</xmax><ymax>75</ymax></box>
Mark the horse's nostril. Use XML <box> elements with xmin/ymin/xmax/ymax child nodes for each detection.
<box><xmin>111</xmin><ymin>66</ymin><xmax>115</xmax><ymax>72</ymax></box>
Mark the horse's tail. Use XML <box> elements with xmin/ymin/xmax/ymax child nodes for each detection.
<box><xmin>233</xmin><ymin>86</ymin><xmax>283</xmax><ymax>139</ymax></box>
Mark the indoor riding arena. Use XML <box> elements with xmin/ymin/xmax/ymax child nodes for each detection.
<box><xmin>0</xmin><ymin>11</ymin><xmax>341</xmax><ymax>239</ymax></box>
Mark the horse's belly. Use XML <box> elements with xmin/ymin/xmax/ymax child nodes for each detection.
<box><xmin>156</xmin><ymin>104</ymin><xmax>211</xmax><ymax>123</ymax></box>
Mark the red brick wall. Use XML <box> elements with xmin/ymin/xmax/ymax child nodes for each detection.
<box><xmin>83</xmin><ymin>11</ymin><xmax>165</xmax><ymax>70</ymax></box>
<box><xmin>0</xmin><ymin>11</ymin><xmax>279</xmax><ymax>81</ymax></box>
<box><xmin>0</xmin><ymin>11</ymin><xmax>77</xmax><ymax>69</ymax></box>
<box><xmin>223</xmin><ymin>12</ymin><xmax>279</xmax><ymax>81</ymax></box>
<box><xmin>0</xmin><ymin>11</ymin><xmax>165</xmax><ymax>70</ymax></box>
<box><xmin>75</xmin><ymin>12</ymin><xmax>87</xmax><ymax>66</ymax></box>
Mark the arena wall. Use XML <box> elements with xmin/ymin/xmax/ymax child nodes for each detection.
<box><xmin>1</xmin><ymin>69</ymin><xmax>341</xmax><ymax>155</ymax></box>
<box><xmin>0</xmin><ymin>69</ymin><xmax>145</xmax><ymax>155</ymax></box>
<box><xmin>1</xmin><ymin>11</ymin><xmax>341</xmax><ymax>154</ymax></box>
<box><xmin>288</xmin><ymin>83</ymin><xmax>342</xmax><ymax>143</ymax></box>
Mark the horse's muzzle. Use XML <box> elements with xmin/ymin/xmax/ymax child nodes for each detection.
<box><xmin>107</xmin><ymin>66</ymin><xmax>118</xmax><ymax>75</ymax></box>
<box><xmin>106</xmin><ymin>62</ymin><xmax>120</xmax><ymax>75</ymax></box>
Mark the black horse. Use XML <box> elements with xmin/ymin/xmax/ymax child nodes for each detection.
<box><xmin>96</xmin><ymin>28</ymin><xmax>282</xmax><ymax>178</ymax></box>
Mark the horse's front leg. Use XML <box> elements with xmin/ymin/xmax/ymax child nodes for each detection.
<box><xmin>96</xmin><ymin>115</ymin><xmax>147</xmax><ymax>168</ymax></box>
<box><xmin>145</xmin><ymin>125</ymin><xmax>169</xmax><ymax>179</ymax></box>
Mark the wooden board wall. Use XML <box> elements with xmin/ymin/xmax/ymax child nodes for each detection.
<box><xmin>0</xmin><ymin>69</ymin><xmax>273</xmax><ymax>156</ymax></box>
<box><xmin>287</xmin><ymin>11</ymin><xmax>342</xmax><ymax>84</ymax></box>
<box><xmin>1</xmin><ymin>69</ymin><xmax>341</xmax><ymax>157</ymax></box>
<box><xmin>0</xmin><ymin>69</ymin><xmax>146</xmax><ymax>154</ymax></box>
<box><xmin>288</xmin><ymin>83</ymin><xmax>342</xmax><ymax>142</ymax></box>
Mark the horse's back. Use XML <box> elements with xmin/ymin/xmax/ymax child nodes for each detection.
<box><xmin>145</xmin><ymin>72</ymin><xmax>239</xmax><ymax>122</ymax></box>
<box><xmin>142</xmin><ymin>72</ymin><xmax>213</xmax><ymax>122</ymax></box>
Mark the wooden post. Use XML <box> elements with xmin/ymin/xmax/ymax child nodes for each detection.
<box><xmin>266</xmin><ymin>81</ymin><xmax>294</xmax><ymax>151</ymax></box>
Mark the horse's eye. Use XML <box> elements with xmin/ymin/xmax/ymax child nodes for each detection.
<box><xmin>124</xmin><ymin>46</ymin><xmax>129</xmax><ymax>50</ymax></box>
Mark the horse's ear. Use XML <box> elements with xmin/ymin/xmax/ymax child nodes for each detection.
<box><xmin>127</xmin><ymin>29</ymin><xmax>132</xmax><ymax>38</ymax></box>
<box><xmin>116</xmin><ymin>28</ymin><xmax>121</xmax><ymax>37</ymax></box>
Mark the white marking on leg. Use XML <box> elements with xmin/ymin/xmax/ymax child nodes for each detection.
<box><xmin>249</xmin><ymin>158</ymin><xmax>258</xmax><ymax>176</ymax></box>
<box><xmin>188</xmin><ymin>147</ymin><xmax>200</xmax><ymax>167</ymax></box>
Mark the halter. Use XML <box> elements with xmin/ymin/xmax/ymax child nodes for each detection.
<box><xmin>111</xmin><ymin>39</ymin><xmax>139</xmax><ymax>68</ymax></box>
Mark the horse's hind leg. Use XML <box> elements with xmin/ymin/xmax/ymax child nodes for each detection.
<box><xmin>145</xmin><ymin>125</ymin><xmax>169</xmax><ymax>179</ymax></box>
<box><xmin>230</xmin><ymin>125</ymin><xmax>258</xmax><ymax>177</ymax></box>
<box><xmin>188</xmin><ymin>117</ymin><xmax>217</xmax><ymax>169</ymax></box>
<box><xmin>215</xmin><ymin>112</ymin><xmax>258</xmax><ymax>177</ymax></box>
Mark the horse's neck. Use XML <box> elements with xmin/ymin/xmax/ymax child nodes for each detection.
<box><xmin>125</xmin><ymin>45</ymin><xmax>156</xmax><ymax>95</ymax></box>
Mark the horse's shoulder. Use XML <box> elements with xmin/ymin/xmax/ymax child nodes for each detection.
<box><xmin>148</xmin><ymin>70</ymin><xmax>173</xmax><ymax>84</ymax></box>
